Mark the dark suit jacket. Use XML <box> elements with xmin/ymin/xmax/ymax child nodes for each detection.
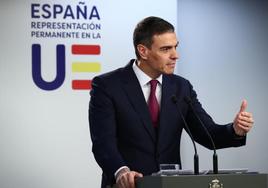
<box><xmin>88</xmin><ymin>59</ymin><xmax>246</xmax><ymax>187</ymax></box>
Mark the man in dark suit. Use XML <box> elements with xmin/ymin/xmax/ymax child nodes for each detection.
<box><xmin>88</xmin><ymin>16</ymin><xmax>254</xmax><ymax>188</ymax></box>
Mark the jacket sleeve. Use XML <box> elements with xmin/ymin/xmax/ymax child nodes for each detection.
<box><xmin>88</xmin><ymin>76</ymin><xmax>126</xmax><ymax>178</ymax></box>
<box><xmin>185</xmin><ymin>81</ymin><xmax>246</xmax><ymax>150</ymax></box>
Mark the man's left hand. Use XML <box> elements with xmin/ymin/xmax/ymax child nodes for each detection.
<box><xmin>233</xmin><ymin>99</ymin><xmax>254</xmax><ymax>136</ymax></box>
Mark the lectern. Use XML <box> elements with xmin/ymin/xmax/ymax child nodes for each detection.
<box><xmin>134</xmin><ymin>173</ymin><xmax>268</xmax><ymax>188</ymax></box>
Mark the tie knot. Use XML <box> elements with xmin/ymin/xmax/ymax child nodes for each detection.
<box><xmin>149</xmin><ymin>80</ymin><xmax>158</xmax><ymax>92</ymax></box>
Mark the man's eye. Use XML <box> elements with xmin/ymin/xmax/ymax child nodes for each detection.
<box><xmin>161</xmin><ymin>47</ymin><xmax>169</xmax><ymax>51</ymax></box>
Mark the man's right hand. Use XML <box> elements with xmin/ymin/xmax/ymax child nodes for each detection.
<box><xmin>116</xmin><ymin>168</ymin><xmax>143</xmax><ymax>188</ymax></box>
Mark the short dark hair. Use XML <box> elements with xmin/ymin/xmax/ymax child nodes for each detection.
<box><xmin>133</xmin><ymin>16</ymin><xmax>175</xmax><ymax>59</ymax></box>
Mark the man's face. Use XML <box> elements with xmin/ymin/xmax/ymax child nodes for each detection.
<box><xmin>138</xmin><ymin>32</ymin><xmax>179</xmax><ymax>78</ymax></box>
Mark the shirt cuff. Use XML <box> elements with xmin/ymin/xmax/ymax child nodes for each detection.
<box><xmin>114</xmin><ymin>166</ymin><xmax>130</xmax><ymax>179</ymax></box>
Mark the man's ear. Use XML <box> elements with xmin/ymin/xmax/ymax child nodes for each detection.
<box><xmin>137</xmin><ymin>44</ymin><xmax>148</xmax><ymax>60</ymax></box>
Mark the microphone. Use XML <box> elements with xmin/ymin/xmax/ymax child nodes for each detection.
<box><xmin>184</xmin><ymin>96</ymin><xmax>218</xmax><ymax>174</ymax></box>
<box><xmin>171</xmin><ymin>95</ymin><xmax>199</xmax><ymax>175</ymax></box>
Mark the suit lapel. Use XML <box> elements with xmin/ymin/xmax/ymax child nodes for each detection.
<box><xmin>160</xmin><ymin>75</ymin><xmax>177</xmax><ymax>112</ymax></box>
<box><xmin>120</xmin><ymin>60</ymin><xmax>157</xmax><ymax>142</ymax></box>
<box><xmin>158</xmin><ymin>75</ymin><xmax>178</xmax><ymax>144</ymax></box>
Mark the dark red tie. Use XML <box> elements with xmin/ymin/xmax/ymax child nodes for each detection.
<box><xmin>148</xmin><ymin>80</ymin><xmax>159</xmax><ymax>127</ymax></box>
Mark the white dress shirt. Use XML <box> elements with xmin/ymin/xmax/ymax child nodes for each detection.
<box><xmin>132</xmin><ymin>60</ymin><xmax>162</xmax><ymax>105</ymax></box>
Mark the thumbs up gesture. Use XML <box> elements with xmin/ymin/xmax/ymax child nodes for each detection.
<box><xmin>233</xmin><ymin>100</ymin><xmax>254</xmax><ymax>136</ymax></box>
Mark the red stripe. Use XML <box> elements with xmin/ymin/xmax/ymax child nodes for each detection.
<box><xmin>72</xmin><ymin>45</ymin><xmax>100</xmax><ymax>55</ymax></box>
<box><xmin>72</xmin><ymin>80</ymin><xmax>92</xmax><ymax>90</ymax></box>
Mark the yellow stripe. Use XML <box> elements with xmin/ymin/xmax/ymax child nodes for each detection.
<box><xmin>72</xmin><ymin>62</ymin><xmax>101</xmax><ymax>72</ymax></box>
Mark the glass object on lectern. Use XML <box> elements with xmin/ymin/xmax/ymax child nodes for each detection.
<box><xmin>158</xmin><ymin>164</ymin><xmax>180</xmax><ymax>175</ymax></box>
<box><xmin>152</xmin><ymin>164</ymin><xmax>196</xmax><ymax>176</ymax></box>
<box><xmin>160</xmin><ymin>164</ymin><xmax>180</xmax><ymax>171</ymax></box>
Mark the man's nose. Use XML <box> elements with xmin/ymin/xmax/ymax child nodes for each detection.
<box><xmin>171</xmin><ymin>48</ymin><xmax>179</xmax><ymax>60</ymax></box>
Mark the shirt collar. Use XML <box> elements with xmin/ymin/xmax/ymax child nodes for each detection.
<box><xmin>132</xmin><ymin>60</ymin><xmax>162</xmax><ymax>86</ymax></box>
